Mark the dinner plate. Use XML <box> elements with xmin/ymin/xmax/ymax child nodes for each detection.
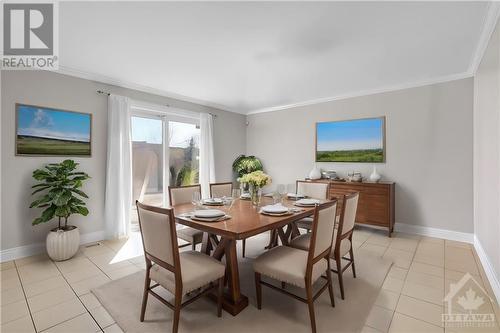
<box><xmin>295</xmin><ymin>198</ymin><xmax>320</xmax><ymax>206</ymax></box>
<box><xmin>203</xmin><ymin>198</ymin><xmax>223</xmax><ymax>205</ymax></box>
<box><xmin>194</xmin><ymin>209</ymin><xmax>225</xmax><ymax>218</ymax></box>
<box><xmin>287</xmin><ymin>193</ymin><xmax>305</xmax><ymax>199</ymax></box>
<box><xmin>240</xmin><ymin>193</ymin><xmax>251</xmax><ymax>199</ymax></box>
<box><xmin>261</xmin><ymin>204</ymin><xmax>289</xmax><ymax>214</ymax></box>
<box><xmin>191</xmin><ymin>215</ymin><xmax>230</xmax><ymax>222</ymax></box>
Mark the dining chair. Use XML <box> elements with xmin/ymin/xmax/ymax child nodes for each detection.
<box><xmin>253</xmin><ymin>200</ymin><xmax>337</xmax><ymax>333</ymax></box>
<box><xmin>290</xmin><ymin>192</ymin><xmax>359</xmax><ymax>299</ymax></box>
<box><xmin>209</xmin><ymin>182</ymin><xmax>233</xmax><ymax>198</ymax></box>
<box><xmin>136</xmin><ymin>201</ymin><xmax>225</xmax><ymax>333</ymax></box>
<box><xmin>295</xmin><ymin>180</ymin><xmax>330</xmax><ymax>232</ymax></box>
<box><xmin>168</xmin><ymin>184</ymin><xmax>204</xmax><ymax>250</ymax></box>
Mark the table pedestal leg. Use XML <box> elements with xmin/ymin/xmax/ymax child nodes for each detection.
<box><xmin>210</xmin><ymin>238</ymin><xmax>248</xmax><ymax>316</ymax></box>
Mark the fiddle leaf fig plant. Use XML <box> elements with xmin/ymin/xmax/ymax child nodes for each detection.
<box><xmin>30</xmin><ymin>160</ymin><xmax>90</xmax><ymax>230</ymax></box>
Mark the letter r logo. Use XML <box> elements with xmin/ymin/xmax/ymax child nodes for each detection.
<box><xmin>3</xmin><ymin>3</ymin><xmax>53</xmax><ymax>56</ymax></box>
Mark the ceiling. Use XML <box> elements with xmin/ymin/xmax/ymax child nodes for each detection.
<box><xmin>59</xmin><ymin>2</ymin><xmax>492</xmax><ymax>114</ymax></box>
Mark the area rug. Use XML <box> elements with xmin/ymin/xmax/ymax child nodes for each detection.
<box><xmin>92</xmin><ymin>234</ymin><xmax>392</xmax><ymax>333</ymax></box>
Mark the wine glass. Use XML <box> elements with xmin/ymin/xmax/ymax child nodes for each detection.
<box><xmin>272</xmin><ymin>186</ymin><xmax>281</xmax><ymax>204</ymax></box>
<box><xmin>286</xmin><ymin>183</ymin><xmax>296</xmax><ymax>199</ymax></box>
<box><xmin>223</xmin><ymin>196</ymin><xmax>234</xmax><ymax>213</ymax></box>
<box><xmin>232</xmin><ymin>188</ymin><xmax>241</xmax><ymax>199</ymax></box>
<box><xmin>191</xmin><ymin>192</ymin><xmax>201</xmax><ymax>210</ymax></box>
<box><xmin>277</xmin><ymin>184</ymin><xmax>286</xmax><ymax>203</ymax></box>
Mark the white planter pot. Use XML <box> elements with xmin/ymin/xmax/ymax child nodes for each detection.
<box><xmin>46</xmin><ymin>226</ymin><xmax>80</xmax><ymax>261</ymax></box>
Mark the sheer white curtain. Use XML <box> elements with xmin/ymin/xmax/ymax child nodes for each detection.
<box><xmin>104</xmin><ymin>95</ymin><xmax>132</xmax><ymax>239</ymax></box>
<box><xmin>199</xmin><ymin>113</ymin><xmax>216</xmax><ymax>198</ymax></box>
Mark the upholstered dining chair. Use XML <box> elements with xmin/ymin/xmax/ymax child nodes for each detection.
<box><xmin>168</xmin><ymin>185</ymin><xmax>204</xmax><ymax>250</ymax></box>
<box><xmin>209</xmin><ymin>182</ymin><xmax>233</xmax><ymax>198</ymax></box>
<box><xmin>136</xmin><ymin>202</ymin><xmax>225</xmax><ymax>333</ymax></box>
<box><xmin>253</xmin><ymin>200</ymin><xmax>338</xmax><ymax>333</ymax></box>
<box><xmin>290</xmin><ymin>192</ymin><xmax>359</xmax><ymax>299</ymax></box>
<box><xmin>295</xmin><ymin>180</ymin><xmax>330</xmax><ymax>232</ymax></box>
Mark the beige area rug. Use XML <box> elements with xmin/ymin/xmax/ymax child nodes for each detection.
<box><xmin>92</xmin><ymin>234</ymin><xmax>392</xmax><ymax>333</ymax></box>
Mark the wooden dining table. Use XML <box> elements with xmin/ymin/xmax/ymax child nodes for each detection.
<box><xmin>173</xmin><ymin>197</ymin><xmax>322</xmax><ymax>316</ymax></box>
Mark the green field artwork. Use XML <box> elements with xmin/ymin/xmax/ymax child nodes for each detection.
<box><xmin>16</xmin><ymin>104</ymin><xmax>91</xmax><ymax>156</ymax></box>
<box><xmin>316</xmin><ymin>118</ymin><xmax>385</xmax><ymax>163</ymax></box>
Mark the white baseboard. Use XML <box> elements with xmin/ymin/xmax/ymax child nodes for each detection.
<box><xmin>0</xmin><ymin>230</ymin><xmax>106</xmax><ymax>263</ymax></box>
<box><xmin>394</xmin><ymin>223</ymin><xmax>474</xmax><ymax>243</ymax></box>
<box><xmin>473</xmin><ymin>235</ymin><xmax>500</xmax><ymax>304</ymax></box>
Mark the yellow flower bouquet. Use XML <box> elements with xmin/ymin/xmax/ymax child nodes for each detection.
<box><xmin>238</xmin><ymin>171</ymin><xmax>272</xmax><ymax>206</ymax></box>
<box><xmin>238</xmin><ymin>170</ymin><xmax>272</xmax><ymax>188</ymax></box>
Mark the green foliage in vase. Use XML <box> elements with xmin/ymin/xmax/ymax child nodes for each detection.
<box><xmin>232</xmin><ymin>155</ymin><xmax>263</xmax><ymax>177</ymax></box>
<box><xmin>30</xmin><ymin>159</ymin><xmax>90</xmax><ymax>230</ymax></box>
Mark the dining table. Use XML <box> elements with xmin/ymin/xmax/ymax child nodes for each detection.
<box><xmin>173</xmin><ymin>197</ymin><xmax>329</xmax><ymax>316</ymax></box>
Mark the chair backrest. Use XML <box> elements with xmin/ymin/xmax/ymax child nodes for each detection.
<box><xmin>136</xmin><ymin>201</ymin><xmax>179</xmax><ymax>271</ymax></box>
<box><xmin>210</xmin><ymin>182</ymin><xmax>233</xmax><ymax>198</ymax></box>
<box><xmin>308</xmin><ymin>200</ymin><xmax>338</xmax><ymax>259</ymax></box>
<box><xmin>337</xmin><ymin>192</ymin><xmax>359</xmax><ymax>238</ymax></box>
<box><xmin>168</xmin><ymin>184</ymin><xmax>201</xmax><ymax>206</ymax></box>
<box><xmin>296</xmin><ymin>180</ymin><xmax>329</xmax><ymax>200</ymax></box>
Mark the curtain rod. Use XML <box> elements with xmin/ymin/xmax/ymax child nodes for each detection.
<box><xmin>97</xmin><ymin>89</ymin><xmax>217</xmax><ymax>118</ymax></box>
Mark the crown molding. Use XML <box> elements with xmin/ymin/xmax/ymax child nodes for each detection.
<box><xmin>54</xmin><ymin>66</ymin><xmax>244</xmax><ymax>115</ymax></box>
<box><xmin>247</xmin><ymin>71</ymin><xmax>473</xmax><ymax>115</ymax></box>
<box><xmin>469</xmin><ymin>2</ymin><xmax>500</xmax><ymax>74</ymax></box>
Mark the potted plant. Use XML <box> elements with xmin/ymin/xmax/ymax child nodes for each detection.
<box><xmin>232</xmin><ymin>155</ymin><xmax>264</xmax><ymax>192</ymax></box>
<box><xmin>30</xmin><ymin>160</ymin><xmax>90</xmax><ymax>261</ymax></box>
<box><xmin>238</xmin><ymin>170</ymin><xmax>272</xmax><ymax>206</ymax></box>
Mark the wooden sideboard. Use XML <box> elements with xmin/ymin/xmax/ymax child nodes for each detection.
<box><xmin>310</xmin><ymin>179</ymin><xmax>395</xmax><ymax>236</ymax></box>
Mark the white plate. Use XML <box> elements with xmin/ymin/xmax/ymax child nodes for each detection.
<box><xmin>194</xmin><ymin>209</ymin><xmax>225</xmax><ymax>218</ymax></box>
<box><xmin>287</xmin><ymin>193</ymin><xmax>305</xmax><ymax>199</ymax></box>
<box><xmin>240</xmin><ymin>193</ymin><xmax>251</xmax><ymax>199</ymax></box>
<box><xmin>203</xmin><ymin>198</ymin><xmax>223</xmax><ymax>204</ymax></box>
<box><xmin>261</xmin><ymin>205</ymin><xmax>289</xmax><ymax>214</ymax></box>
<box><xmin>295</xmin><ymin>198</ymin><xmax>320</xmax><ymax>206</ymax></box>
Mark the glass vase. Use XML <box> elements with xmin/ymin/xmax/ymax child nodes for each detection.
<box><xmin>250</xmin><ymin>184</ymin><xmax>262</xmax><ymax>206</ymax></box>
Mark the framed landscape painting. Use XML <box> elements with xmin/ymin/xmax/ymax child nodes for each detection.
<box><xmin>16</xmin><ymin>104</ymin><xmax>92</xmax><ymax>156</ymax></box>
<box><xmin>315</xmin><ymin>117</ymin><xmax>385</xmax><ymax>162</ymax></box>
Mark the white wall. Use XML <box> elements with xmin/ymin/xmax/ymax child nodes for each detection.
<box><xmin>247</xmin><ymin>78</ymin><xmax>474</xmax><ymax>233</ymax></box>
<box><xmin>1</xmin><ymin>70</ymin><xmax>246</xmax><ymax>252</ymax></box>
<box><xmin>474</xmin><ymin>20</ymin><xmax>500</xmax><ymax>287</ymax></box>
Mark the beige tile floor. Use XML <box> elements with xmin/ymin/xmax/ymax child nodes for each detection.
<box><xmin>1</xmin><ymin>227</ymin><xmax>499</xmax><ymax>333</ymax></box>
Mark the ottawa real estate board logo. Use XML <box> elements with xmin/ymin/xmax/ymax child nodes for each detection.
<box><xmin>443</xmin><ymin>273</ymin><xmax>496</xmax><ymax>328</ymax></box>
<box><xmin>2</xmin><ymin>2</ymin><xmax>58</xmax><ymax>69</ymax></box>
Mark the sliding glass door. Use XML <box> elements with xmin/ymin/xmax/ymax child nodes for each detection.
<box><xmin>131</xmin><ymin>116</ymin><xmax>165</xmax><ymax>207</ymax></box>
<box><xmin>168</xmin><ymin>120</ymin><xmax>200</xmax><ymax>187</ymax></box>
<box><xmin>130</xmin><ymin>109</ymin><xmax>200</xmax><ymax>227</ymax></box>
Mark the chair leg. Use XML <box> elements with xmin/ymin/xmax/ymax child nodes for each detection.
<box><xmin>140</xmin><ymin>271</ymin><xmax>151</xmax><ymax>322</ymax></box>
<box><xmin>306</xmin><ymin>283</ymin><xmax>317</xmax><ymax>333</ymax></box>
<box><xmin>191</xmin><ymin>241</ymin><xmax>196</xmax><ymax>251</ymax></box>
<box><xmin>350</xmin><ymin>248</ymin><xmax>357</xmax><ymax>278</ymax></box>
<box><xmin>335</xmin><ymin>254</ymin><xmax>345</xmax><ymax>300</ymax></box>
<box><xmin>217</xmin><ymin>278</ymin><xmax>223</xmax><ymax>317</ymax></box>
<box><xmin>242</xmin><ymin>239</ymin><xmax>246</xmax><ymax>258</ymax></box>
<box><xmin>172</xmin><ymin>289</ymin><xmax>182</xmax><ymax>333</ymax></box>
<box><xmin>281</xmin><ymin>281</ymin><xmax>286</xmax><ymax>289</ymax></box>
<box><xmin>255</xmin><ymin>272</ymin><xmax>262</xmax><ymax>309</ymax></box>
<box><xmin>326</xmin><ymin>260</ymin><xmax>335</xmax><ymax>308</ymax></box>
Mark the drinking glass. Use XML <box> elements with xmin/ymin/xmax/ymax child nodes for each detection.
<box><xmin>223</xmin><ymin>196</ymin><xmax>234</xmax><ymax>213</ymax></box>
<box><xmin>232</xmin><ymin>188</ymin><xmax>241</xmax><ymax>199</ymax></box>
<box><xmin>277</xmin><ymin>184</ymin><xmax>286</xmax><ymax>203</ymax></box>
<box><xmin>191</xmin><ymin>192</ymin><xmax>201</xmax><ymax>210</ymax></box>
